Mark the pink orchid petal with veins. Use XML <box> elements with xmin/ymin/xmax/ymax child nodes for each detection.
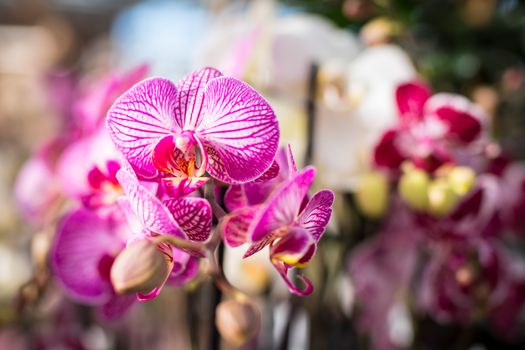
<box><xmin>106</xmin><ymin>67</ymin><xmax>279</xmax><ymax>190</ymax></box>
<box><xmin>117</xmin><ymin>168</ymin><xmax>187</xmax><ymax>239</ymax></box>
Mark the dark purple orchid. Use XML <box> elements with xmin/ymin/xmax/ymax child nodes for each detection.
<box><xmin>373</xmin><ymin>81</ymin><xmax>487</xmax><ymax>173</ymax></box>
<box><xmin>418</xmin><ymin>240</ymin><xmax>506</xmax><ymax>324</ymax></box>
<box><xmin>106</xmin><ymin>67</ymin><xmax>280</xmax><ymax>197</ymax></box>
<box><xmin>221</xmin><ymin>147</ymin><xmax>333</xmax><ymax>295</ymax></box>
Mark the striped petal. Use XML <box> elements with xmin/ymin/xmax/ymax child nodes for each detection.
<box><xmin>221</xmin><ymin>206</ymin><xmax>260</xmax><ymax>247</ymax></box>
<box><xmin>106</xmin><ymin>78</ymin><xmax>180</xmax><ymax>178</ymax></box>
<box><xmin>161</xmin><ymin>176</ymin><xmax>209</xmax><ymax>198</ymax></box>
<box><xmin>298</xmin><ymin>190</ymin><xmax>334</xmax><ymax>241</ymax></box>
<box><xmin>116</xmin><ymin>168</ymin><xmax>186</xmax><ymax>239</ymax></box>
<box><xmin>175</xmin><ymin>67</ymin><xmax>223</xmax><ymax>129</ymax></box>
<box><xmin>51</xmin><ymin>209</ymin><xmax>124</xmax><ymax>304</ymax></box>
<box><xmin>163</xmin><ymin>197</ymin><xmax>212</xmax><ymax>242</ymax></box>
<box><xmin>224</xmin><ymin>185</ymin><xmax>247</xmax><ymax>212</ymax></box>
<box><xmin>248</xmin><ymin>167</ymin><xmax>316</xmax><ymax>243</ymax></box>
<box><xmin>198</xmin><ymin>77</ymin><xmax>279</xmax><ymax>183</ymax></box>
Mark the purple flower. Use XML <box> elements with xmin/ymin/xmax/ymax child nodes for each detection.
<box><xmin>56</xmin><ymin>128</ymin><xmax>123</xmax><ymax>209</ymax></box>
<box><xmin>51</xmin><ymin>208</ymin><xmax>136</xmax><ymax>318</ymax></box>
<box><xmin>418</xmin><ymin>240</ymin><xmax>505</xmax><ymax>324</ymax></box>
<box><xmin>115</xmin><ymin>167</ymin><xmax>211</xmax><ymax>300</ymax></box>
<box><xmin>106</xmin><ymin>67</ymin><xmax>280</xmax><ymax>197</ymax></box>
<box><xmin>221</xmin><ymin>154</ymin><xmax>333</xmax><ymax>296</ymax></box>
<box><xmin>373</xmin><ymin>81</ymin><xmax>487</xmax><ymax>173</ymax></box>
<box><xmin>52</xmin><ymin>165</ymin><xmax>210</xmax><ymax>307</ymax></box>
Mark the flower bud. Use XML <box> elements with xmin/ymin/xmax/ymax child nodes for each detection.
<box><xmin>355</xmin><ymin>171</ymin><xmax>389</xmax><ymax>218</ymax></box>
<box><xmin>447</xmin><ymin>166</ymin><xmax>476</xmax><ymax>196</ymax></box>
<box><xmin>215</xmin><ymin>299</ymin><xmax>261</xmax><ymax>347</ymax></box>
<box><xmin>427</xmin><ymin>179</ymin><xmax>459</xmax><ymax>217</ymax></box>
<box><xmin>398</xmin><ymin>167</ymin><xmax>430</xmax><ymax>211</ymax></box>
<box><xmin>110</xmin><ymin>240</ymin><xmax>170</xmax><ymax>295</ymax></box>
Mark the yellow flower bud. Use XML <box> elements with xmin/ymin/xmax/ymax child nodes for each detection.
<box><xmin>427</xmin><ymin>179</ymin><xmax>459</xmax><ymax>217</ymax></box>
<box><xmin>398</xmin><ymin>168</ymin><xmax>430</xmax><ymax>212</ymax></box>
<box><xmin>215</xmin><ymin>299</ymin><xmax>261</xmax><ymax>347</ymax></box>
<box><xmin>110</xmin><ymin>240</ymin><xmax>171</xmax><ymax>295</ymax></box>
<box><xmin>448</xmin><ymin>166</ymin><xmax>476</xmax><ymax>196</ymax></box>
<box><xmin>355</xmin><ymin>171</ymin><xmax>389</xmax><ymax>218</ymax></box>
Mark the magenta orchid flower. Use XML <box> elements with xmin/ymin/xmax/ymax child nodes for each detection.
<box><xmin>418</xmin><ymin>240</ymin><xmax>505</xmax><ymax>324</ymax></box>
<box><xmin>222</xmin><ymin>161</ymin><xmax>333</xmax><ymax>296</ymax></box>
<box><xmin>115</xmin><ymin>167</ymin><xmax>211</xmax><ymax>300</ymax></box>
<box><xmin>374</xmin><ymin>81</ymin><xmax>487</xmax><ymax>173</ymax></box>
<box><xmin>56</xmin><ymin>128</ymin><xmax>123</xmax><ymax>209</ymax></box>
<box><xmin>51</xmin><ymin>208</ymin><xmax>136</xmax><ymax>318</ymax></box>
<box><xmin>106</xmin><ymin>67</ymin><xmax>280</xmax><ymax>197</ymax></box>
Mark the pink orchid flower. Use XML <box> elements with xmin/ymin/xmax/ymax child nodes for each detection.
<box><xmin>51</xmin><ymin>208</ymin><xmax>136</xmax><ymax>318</ymax></box>
<box><xmin>115</xmin><ymin>167</ymin><xmax>211</xmax><ymax>300</ymax></box>
<box><xmin>52</xmin><ymin>166</ymin><xmax>211</xmax><ymax>308</ymax></box>
<box><xmin>222</xmin><ymin>155</ymin><xmax>333</xmax><ymax>296</ymax></box>
<box><xmin>56</xmin><ymin>128</ymin><xmax>124</xmax><ymax>210</ymax></box>
<box><xmin>106</xmin><ymin>67</ymin><xmax>280</xmax><ymax>197</ymax></box>
<box><xmin>374</xmin><ymin>81</ymin><xmax>487</xmax><ymax>173</ymax></box>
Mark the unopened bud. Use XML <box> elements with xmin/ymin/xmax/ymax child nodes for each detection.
<box><xmin>355</xmin><ymin>171</ymin><xmax>389</xmax><ymax>218</ymax></box>
<box><xmin>110</xmin><ymin>240</ymin><xmax>170</xmax><ymax>295</ymax></box>
<box><xmin>399</xmin><ymin>167</ymin><xmax>430</xmax><ymax>211</ymax></box>
<box><xmin>215</xmin><ymin>299</ymin><xmax>261</xmax><ymax>347</ymax></box>
<box><xmin>427</xmin><ymin>179</ymin><xmax>458</xmax><ymax>217</ymax></box>
<box><xmin>448</xmin><ymin>166</ymin><xmax>476</xmax><ymax>196</ymax></box>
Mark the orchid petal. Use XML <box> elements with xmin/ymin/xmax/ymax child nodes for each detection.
<box><xmin>425</xmin><ymin>93</ymin><xmax>485</xmax><ymax>144</ymax></box>
<box><xmin>249</xmin><ymin>167</ymin><xmax>316</xmax><ymax>243</ymax></box>
<box><xmin>298</xmin><ymin>190</ymin><xmax>334</xmax><ymax>241</ymax></box>
<box><xmin>224</xmin><ymin>185</ymin><xmax>247</xmax><ymax>212</ymax></box>
<box><xmin>270</xmin><ymin>227</ymin><xmax>314</xmax><ymax>267</ymax></box>
<box><xmin>167</xmin><ymin>248</ymin><xmax>199</xmax><ymax>285</ymax></box>
<box><xmin>221</xmin><ymin>206</ymin><xmax>260</xmax><ymax>247</ymax></box>
<box><xmin>152</xmin><ymin>135</ymin><xmax>183</xmax><ymax>175</ymax></box>
<box><xmin>107</xmin><ymin>78</ymin><xmax>179</xmax><ymax>178</ymax></box>
<box><xmin>373</xmin><ymin>129</ymin><xmax>406</xmax><ymax>169</ymax></box>
<box><xmin>116</xmin><ymin>168</ymin><xmax>186</xmax><ymax>239</ymax></box>
<box><xmin>175</xmin><ymin>67</ymin><xmax>223</xmax><ymax>129</ymax></box>
<box><xmin>98</xmin><ymin>294</ymin><xmax>135</xmax><ymax>320</ymax></box>
<box><xmin>273</xmin><ymin>260</ymin><xmax>314</xmax><ymax>296</ymax></box>
<box><xmin>51</xmin><ymin>209</ymin><xmax>123</xmax><ymax>304</ymax></box>
<box><xmin>198</xmin><ymin>76</ymin><xmax>279</xmax><ymax>183</ymax></box>
<box><xmin>163</xmin><ymin>197</ymin><xmax>212</xmax><ymax>242</ymax></box>
<box><xmin>396</xmin><ymin>81</ymin><xmax>431</xmax><ymax>123</ymax></box>
<box><xmin>285</xmin><ymin>144</ymin><xmax>298</xmax><ymax>175</ymax></box>
<box><xmin>253</xmin><ymin>161</ymin><xmax>280</xmax><ymax>183</ymax></box>
<box><xmin>161</xmin><ymin>176</ymin><xmax>209</xmax><ymax>198</ymax></box>
<box><xmin>243</xmin><ymin>233</ymin><xmax>276</xmax><ymax>258</ymax></box>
